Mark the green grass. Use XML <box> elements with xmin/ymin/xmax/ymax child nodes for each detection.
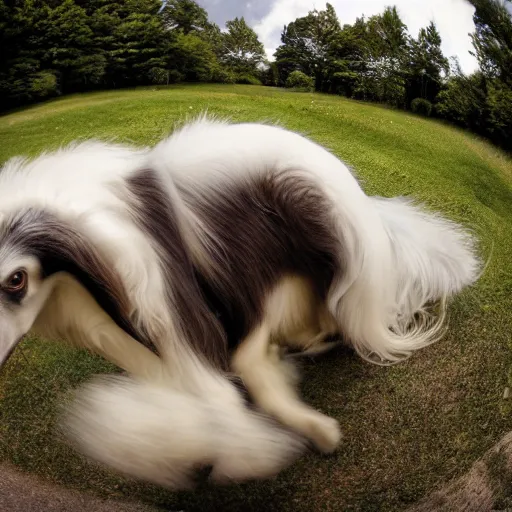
<box><xmin>1</xmin><ymin>84</ymin><xmax>512</xmax><ymax>511</ymax></box>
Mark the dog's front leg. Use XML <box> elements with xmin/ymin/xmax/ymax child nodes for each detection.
<box><xmin>31</xmin><ymin>275</ymin><xmax>167</xmax><ymax>382</ymax></box>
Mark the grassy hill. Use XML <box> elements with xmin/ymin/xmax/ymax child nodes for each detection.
<box><xmin>1</xmin><ymin>84</ymin><xmax>511</xmax><ymax>511</ymax></box>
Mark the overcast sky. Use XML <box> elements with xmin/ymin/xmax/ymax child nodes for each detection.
<box><xmin>196</xmin><ymin>0</ymin><xmax>480</xmax><ymax>74</ymax></box>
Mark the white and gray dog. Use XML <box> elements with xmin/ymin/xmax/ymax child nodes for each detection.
<box><xmin>0</xmin><ymin>116</ymin><xmax>480</xmax><ymax>488</ymax></box>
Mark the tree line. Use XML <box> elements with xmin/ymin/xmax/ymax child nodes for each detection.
<box><xmin>0</xmin><ymin>0</ymin><xmax>510</xmax><ymax>151</ymax></box>
<box><xmin>269</xmin><ymin>0</ymin><xmax>511</xmax><ymax>151</ymax></box>
<box><xmin>0</xmin><ymin>0</ymin><xmax>266</xmax><ymax>108</ymax></box>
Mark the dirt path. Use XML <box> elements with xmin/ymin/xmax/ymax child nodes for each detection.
<box><xmin>0</xmin><ymin>463</ymin><xmax>161</xmax><ymax>512</ymax></box>
<box><xmin>3</xmin><ymin>431</ymin><xmax>512</xmax><ymax>512</ymax></box>
<box><xmin>406</xmin><ymin>431</ymin><xmax>512</xmax><ymax>512</ymax></box>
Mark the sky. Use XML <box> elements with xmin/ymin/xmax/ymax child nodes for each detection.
<box><xmin>196</xmin><ymin>0</ymin><xmax>480</xmax><ymax>74</ymax></box>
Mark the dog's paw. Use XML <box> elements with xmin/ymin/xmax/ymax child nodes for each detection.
<box><xmin>306</xmin><ymin>414</ymin><xmax>342</xmax><ymax>453</ymax></box>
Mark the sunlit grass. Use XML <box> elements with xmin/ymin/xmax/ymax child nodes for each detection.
<box><xmin>1</xmin><ymin>84</ymin><xmax>511</xmax><ymax>512</ymax></box>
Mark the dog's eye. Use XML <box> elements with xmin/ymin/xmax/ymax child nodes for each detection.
<box><xmin>4</xmin><ymin>270</ymin><xmax>27</xmax><ymax>294</ymax></box>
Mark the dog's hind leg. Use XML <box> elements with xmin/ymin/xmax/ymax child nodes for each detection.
<box><xmin>231</xmin><ymin>276</ymin><xmax>342</xmax><ymax>453</ymax></box>
<box><xmin>284</xmin><ymin>337</ymin><xmax>340</xmax><ymax>359</ymax></box>
<box><xmin>232</xmin><ymin>321</ymin><xmax>341</xmax><ymax>453</ymax></box>
<box><xmin>269</xmin><ymin>276</ymin><xmax>342</xmax><ymax>359</ymax></box>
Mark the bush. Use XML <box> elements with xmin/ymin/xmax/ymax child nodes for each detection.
<box><xmin>435</xmin><ymin>73</ymin><xmax>488</xmax><ymax>131</ymax></box>
<box><xmin>30</xmin><ymin>71</ymin><xmax>58</xmax><ymax>99</ymax></box>
<box><xmin>235</xmin><ymin>73</ymin><xmax>262</xmax><ymax>85</ymax></box>
<box><xmin>147</xmin><ymin>67</ymin><xmax>169</xmax><ymax>85</ymax></box>
<box><xmin>210</xmin><ymin>66</ymin><xmax>236</xmax><ymax>84</ymax></box>
<box><xmin>411</xmin><ymin>98</ymin><xmax>433</xmax><ymax>117</ymax></box>
<box><xmin>285</xmin><ymin>70</ymin><xmax>314</xmax><ymax>91</ymax></box>
<box><xmin>167</xmin><ymin>69</ymin><xmax>184</xmax><ymax>83</ymax></box>
<box><xmin>485</xmin><ymin>82</ymin><xmax>512</xmax><ymax>151</ymax></box>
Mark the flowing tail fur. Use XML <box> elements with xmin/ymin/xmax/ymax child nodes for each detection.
<box><xmin>61</xmin><ymin>369</ymin><xmax>307</xmax><ymax>489</ymax></box>
<box><xmin>330</xmin><ymin>194</ymin><xmax>481</xmax><ymax>365</ymax></box>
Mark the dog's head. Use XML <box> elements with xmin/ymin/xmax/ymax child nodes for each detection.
<box><xmin>0</xmin><ymin>209</ymin><xmax>55</xmax><ymax>366</ymax></box>
<box><xmin>0</xmin><ymin>206</ymin><xmax>136</xmax><ymax>369</ymax></box>
<box><xmin>0</xmin><ymin>252</ymin><xmax>50</xmax><ymax>365</ymax></box>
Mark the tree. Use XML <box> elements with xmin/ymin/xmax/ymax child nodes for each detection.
<box><xmin>109</xmin><ymin>0</ymin><xmax>169</xmax><ymax>86</ymax></box>
<box><xmin>320</xmin><ymin>19</ymin><xmax>367</xmax><ymax>96</ymax></box>
<box><xmin>274</xmin><ymin>3</ymin><xmax>341</xmax><ymax>90</ymax></box>
<box><xmin>259</xmin><ymin>60</ymin><xmax>279</xmax><ymax>86</ymax></box>
<box><xmin>198</xmin><ymin>21</ymin><xmax>224</xmax><ymax>58</ymax></box>
<box><xmin>485</xmin><ymin>79</ymin><xmax>512</xmax><ymax>148</ymax></box>
<box><xmin>353</xmin><ymin>7</ymin><xmax>410</xmax><ymax>106</ymax></box>
<box><xmin>169</xmin><ymin>31</ymin><xmax>218</xmax><ymax>82</ymax></box>
<box><xmin>81</xmin><ymin>0</ymin><xmax>170</xmax><ymax>87</ymax></box>
<box><xmin>463</xmin><ymin>0</ymin><xmax>512</xmax><ymax>150</ymax></box>
<box><xmin>160</xmin><ymin>0</ymin><xmax>208</xmax><ymax>34</ymax></box>
<box><xmin>406</xmin><ymin>21</ymin><xmax>449</xmax><ymax>105</ymax></box>
<box><xmin>274</xmin><ymin>17</ymin><xmax>316</xmax><ymax>85</ymax></box>
<box><xmin>39</xmin><ymin>0</ymin><xmax>106</xmax><ymax>90</ymax></box>
<box><xmin>0</xmin><ymin>0</ymin><xmax>59</xmax><ymax>108</ymax></box>
<box><xmin>468</xmin><ymin>0</ymin><xmax>512</xmax><ymax>85</ymax></box>
<box><xmin>436</xmin><ymin>71</ymin><xmax>488</xmax><ymax>131</ymax></box>
<box><xmin>0</xmin><ymin>0</ymin><xmax>239</xmax><ymax>111</ymax></box>
<box><xmin>435</xmin><ymin>0</ymin><xmax>512</xmax><ymax>151</ymax></box>
<box><xmin>221</xmin><ymin>17</ymin><xmax>265</xmax><ymax>75</ymax></box>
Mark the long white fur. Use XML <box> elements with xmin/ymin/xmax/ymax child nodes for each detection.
<box><xmin>371</xmin><ymin>196</ymin><xmax>480</xmax><ymax>324</ymax></box>
<box><xmin>34</xmin><ymin>276</ymin><xmax>308</xmax><ymax>485</ymax></box>
<box><xmin>0</xmin><ymin>115</ymin><xmax>482</xmax><ymax>486</ymax></box>
<box><xmin>1</xmin><ymin>117</ymin><xmax>481</xmax><ymax>365</ymax></box>
<box><xmin>62</xmin><ymin>374</ymin><xmax>306</xmax><ymax>488</ymax></box>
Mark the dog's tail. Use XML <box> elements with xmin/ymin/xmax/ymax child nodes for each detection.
<box><xmin>327</xmin><ymin>191</ymin><xmax>481</xmax><ymax>365</ymax></box>
<box><xmin>60</xmin><ymin>371</ymin><xmax>306</xmax><ymax>489</ymax></box>
<box><xmin>371</xmin><ymin>196</ymin><xmax>481</xmax><ymax>315</ymax></box>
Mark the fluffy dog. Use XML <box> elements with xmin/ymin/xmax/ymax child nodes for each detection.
<box><xmin>0</xmin><ymin>116</ymin><xmax>480</xmax><ymax>487</ymax></box>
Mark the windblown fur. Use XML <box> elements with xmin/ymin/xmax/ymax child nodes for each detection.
<box><xmin>0</xmin><ymin>115</ymin><xmax>481</xmax><ymax>487</ymax></box>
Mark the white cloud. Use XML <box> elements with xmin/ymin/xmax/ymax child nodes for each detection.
<box><xmin>254</xmin><ymin>0</ymin><xmax>479</xmax><ymax>74</ymax></box>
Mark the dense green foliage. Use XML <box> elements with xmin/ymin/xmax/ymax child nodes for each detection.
<box><xmin>411</xmin><ymin>97</ymin><xmax>433</xmax><ymax>117</ymax></box>
<box><xmin>285</xmin><ymin>70</ymin><xmax>314</xmax><ymax>91</ymax></box>
<box><xmin>435</xmin><ymin>0</ymin><xmax>512</xmax><ymax>150</ymax></box>
<box><xmin>0</xmin><ymin>0</ymin><xmax>510</xmax><ymax>150</ymax></box>
<box><xmin>221</xmin><ymin>17</ymin><xmax>265</xmax><ymax>75</ymax></box>
<box><xmin>272</xmin><ymin>1</ymin><xmax>511</xmax><ymax>150</ymax></box>
<box><xmin>274</xmin><ymin>5</ymin><xmax>446</xmax><ymax>109</ymax></box>
<box><xmin>0</xmin><ymin>0</ymin><xmax>265</xmax><ymax>111</ymax></box>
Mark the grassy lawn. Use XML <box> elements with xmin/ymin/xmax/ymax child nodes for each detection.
<box><xmin>1</xmin><ymin>83</ymin><xmax>512</xmax><ymax>511</ymax></box>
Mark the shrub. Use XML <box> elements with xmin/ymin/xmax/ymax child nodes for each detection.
<box><xmin>147</xmin><ymin>67</ymin><xmax>168</xmax><ymax>85</ymax></box>
<box><xmin>285</xmin><ymin>70</ymin><xmax>314</xmax><ymax>91</ymax></box>
<box><xmin>30</xmin><ymin>71</ymin><xmax>58</xmax><ymax>99</ymax></box>
<box><xmin>235</xmin><ymin>73</ymin><xmax>262</xmax><ymax>85</ymax></box>
<box><xmin>485</xmin><ymin>82</ymin><xmax>512</xmax><ymax>151</ymax></box>
<box><xmin>210</xmin><ymin>66</ymin><xmax>236</xmax><ymax>84</ymax></box>
<box><xmin>411</xmin><ymin>98</ymin><xmax>433</xmax><ymax>117</ymax></box>
<box><xmin>167</xmin><ymin>69</ymin><xmax>184</xmax><ymax>83</ymax></box>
